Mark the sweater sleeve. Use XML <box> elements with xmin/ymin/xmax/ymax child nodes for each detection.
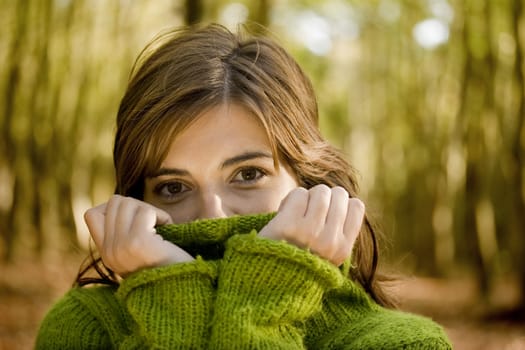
<box><xmin>304</xmin><ymin>279</ymin><xmax>453</xmax><ymax>350</ymax></box>
<box><xmin>208</xmin><ymin>231</ymin><xmax>346</xmax><ymax>349</ymax></box>
<box><xmin>116</xmin><ymin>257</ymin><xmax>217</xmax><ymax>349</ymax></box>
<box><xmin>36</xmin><ymin>257</ymin><xmax>217</xmax><ymax>349</ymax></box>
<box><xmin>35</xmin><ymin>287</ymin><xmax>118</xmax><ymax>349</ymax></box>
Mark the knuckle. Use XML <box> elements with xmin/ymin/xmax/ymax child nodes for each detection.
<box><xmin>139</xmin><ymin>205</ymin><xmax>156</xmax><ymax>217</ymax></box>
<box><xmin>84</xmin><ymin>208</ymin><xmax>94</xmax><ymax>222</ymax></box>
<box><xmin>296</xmin><ymin>186</ymin><xmax>308</xmax><ymax>193</ymax></box>
<box><xmin>311</xmin><ymin>184</ymin><xmax>331</xmax><ymax>196</ymax></box>
<box><xmin>349</xmin><ymin>197</ymin><xmax>365</xmax><ymax>212</ymax></box>
<box><xmin>108</xmin><ymin>194</ymin><xmax>122</xmax><ymax>206</ymax></box>
<box><xmin>332</xmin><ymin>186</ymin><xmax>349</xmax><ymax>198</ymax></box>
<box><xmin>284</xmin><ymin>187</ymin><xmax>308</xmax><ymax>206</ymax></box>
<box><xmin>120</xmin><ymin>197</ymin><xmax>136</xmax><ymax>211</ymax></box>
<box><xmin>314</xmin><ymin>183</ymin><xmax>330</xmax><ymax>190</ymax></box>
<box><xmin>137</xmin><ymin>205</ymin><xmax>151</xmax><ymax>216</ymax></box>
<box><xmin>290</xmin><ymin>187</ymin><xmax>308</xmax><ymax>199</ymax></box>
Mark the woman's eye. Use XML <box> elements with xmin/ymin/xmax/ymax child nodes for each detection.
<box><xmin>155</xmin><ymin>181</ymin><xmax>190</xmax><ymax>199</ymax></box>
<box><xmin>232</xmin><ymin>167</ymin><xmax>265</xmax><ymax>184</ymax></box>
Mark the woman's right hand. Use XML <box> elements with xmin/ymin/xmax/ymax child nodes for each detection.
<box><xmin>84</xmin><ymin>195</ymin><xmax>194</xmax><ymax>278</ymax></box>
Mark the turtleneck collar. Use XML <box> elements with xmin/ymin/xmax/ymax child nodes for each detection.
<box><xmin>155</xmin><ymin>212</ymin><xmax>276</xmax><ymax>259</ymax></box>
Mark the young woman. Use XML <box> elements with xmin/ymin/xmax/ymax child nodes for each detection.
<box><xmin>36</xmin><ymin>23</ymin><xmax>452</xmax><ymax>349</ymax></box>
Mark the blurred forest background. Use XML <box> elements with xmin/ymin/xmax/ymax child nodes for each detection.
<box><xmin>1</xmin><ymin>0</ymin><xmax>524</xmax><ymax>349</ymax></box>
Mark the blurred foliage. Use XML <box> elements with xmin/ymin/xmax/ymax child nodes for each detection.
<box><xmin>1</xmin><ymin>0</ymin><xmax>524</xmax><ymax>310</ymax></box>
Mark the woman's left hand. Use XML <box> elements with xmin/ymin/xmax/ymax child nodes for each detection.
<box><xmin>259</xmin><ymin>185</ymin><xmax>365</xmax><ymax>266</ymax></box>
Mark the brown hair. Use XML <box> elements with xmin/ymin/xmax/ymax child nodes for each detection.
<box><xmin>77</xmin><ymin>23</ymin><xmax>394</xmax><ymax>307</ymax></box>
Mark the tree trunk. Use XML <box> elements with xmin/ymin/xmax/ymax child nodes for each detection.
<box><xmin>455</xmin><ymin>0</ymin><xmax>492</xmax><ymax>295</ymax></box>
<box><xmin>185</xmin><ymin>0</ymin><xmax>203</xmax><ymax>25</ymax></box>
<box><xmin>510</xmin><ymin>0</ymin><xmax>525</xmax><ymax>308</ymax></box>
<box><xmin>1</xmin><ymin>0</ymin><xmax>29</xmax><ymax>262</ymax></box>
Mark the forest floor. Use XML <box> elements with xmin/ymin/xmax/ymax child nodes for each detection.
<box><xmin>0</xmin><ymin>251</ymin><xmax>524</xmax><ymax>350</ymax></box>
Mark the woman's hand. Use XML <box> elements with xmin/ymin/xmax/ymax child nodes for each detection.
<box><xmin>84</xmin><ymin>195</ymin><xmax>194</xmax><ymax>277</ymax></box>
<box><xmin>259</xmin><ymin>185</ymin><xmax>365</xmax><ymax>266</ymax></box>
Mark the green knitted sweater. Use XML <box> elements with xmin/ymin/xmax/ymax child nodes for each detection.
<box><xmin>36</xmin><ymin>213</ymin><xmax>452</xmax><ymax>349</ymax></box>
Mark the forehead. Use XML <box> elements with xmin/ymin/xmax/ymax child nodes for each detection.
<box><xmin>161</xmin><ymin>103</ymin><xmax>275</xmax><ymax>166</ymax></box>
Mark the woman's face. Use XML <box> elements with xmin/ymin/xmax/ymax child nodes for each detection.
<box><xmin>143</xmin><ymin>103</ymin><xmax>299</xmax><ymax>223</ymax></box>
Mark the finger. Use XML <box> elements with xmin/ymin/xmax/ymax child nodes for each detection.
<box><xmin>113</xmin><ymin>198</ymin><xmax>141</xmax><ymax>260</ymax></box>
<box><xmin>118</xmin><ymin>205</ymin><xmax>157</xmax><ymax>270</ymax></box>
<box><xmin>84</xmin><ymin>203</ymin><xmax>107</xmax><ymax>249</ymax></box>
<box><xmin>151</xmin><ymin>205</ymin><xmax>173</xmax><ymax>226</ymax></box>
<box><xmin>111</xmin><ymin>197</ymin><xmax>171</xmax><ymax>268</ymax></box>
<box><xmin>260</xmin><ymin>187</ymin><xmax>308</xmax><ymax>240</ymax></box>
<box><xmin>324</xmin><ymin>186</ymin><xmax>349</xmax><ymax>236</ymax></box>
<box><xmin>130</xmin><ymin>205</ymin><xmax>157</xmax><ymax>237</ymax></box>
<box><xmin>277</xmin><ymin>187</ymin><xmax>308</xmax><ymax>215</ymax></box>
<box><xmin>302</xmin><ymin>185</ymin><xmax>332</xmax><ymax>243</ymax></box>
<box><xmin>110</xmin><ymin>195</ymin><xmax>170</xmax><ymax>237</ymax></box>
<box><xmin>315</xmin><ymin>187</ymin><xmax>349</xmax><ymax>258</ymax></box>
<box><xmin>104</xmin><ymin>195</ymin><xmax>123</xmax><ymax>255</ymax></box>
<box><xmin>116</xmin><ymin>195</ymin><xmax>172</xmax><ymax>226</ymax></box>
<box><xmin>128</xmin><ymin>206</ymin><xmax>190</xmax><ymax>268</ymax></box>
<box><xmin>335</xmin><ymin>198</ymin><xmax>365</xmax><ymax>263</ymax></box>
<box><xmin>343</xmin><ymin>197</ymin><xmax>365</xmax><ymax>242</ymax></box>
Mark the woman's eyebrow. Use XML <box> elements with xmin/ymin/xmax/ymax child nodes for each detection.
<box><xmin>221</xmin><ymin>151</ymin><xmax>273</xmax><ymax>169</ymax></box>
<box><xmin>148</xmin><ymin>152</ymin><xmax>272</xmax><ymax>178</ymax></box>
<box><xmin>148</xmin><ymin>167</ymin><xmax>190</xmax><ymax>178</ymax></box>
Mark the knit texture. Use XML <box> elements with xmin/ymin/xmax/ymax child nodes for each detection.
<box><xmin>36</xmin><ymin>213</ymin><xmax>452</xmax><ymax>349</ymax></box>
